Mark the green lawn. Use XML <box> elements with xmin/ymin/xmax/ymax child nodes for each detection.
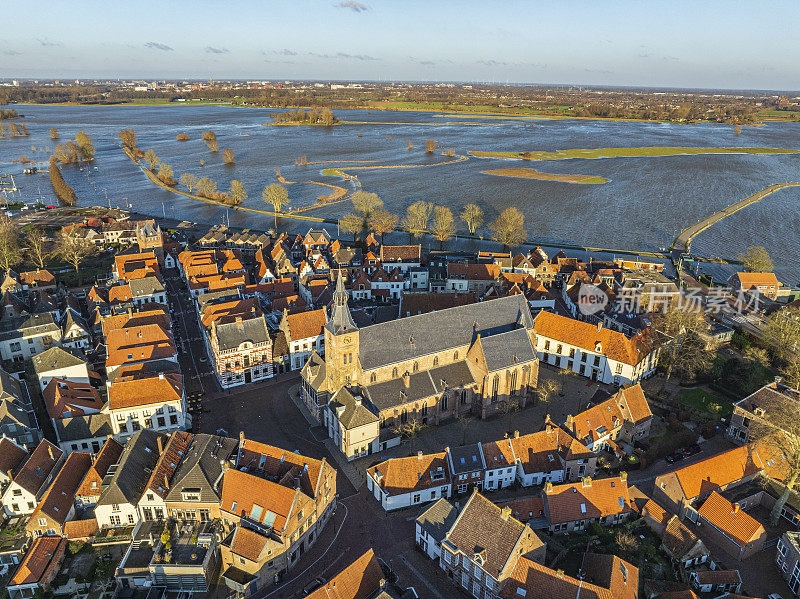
<box><xmin>674</xmin><ymin>387</ymin><xmax>733</xmax><ymax>418</ymax></box>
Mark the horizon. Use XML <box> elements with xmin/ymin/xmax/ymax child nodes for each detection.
<box><xmin>1</xmin><ymin>0</ymin><xmax>799</xmax><ymax>90</ymax></box>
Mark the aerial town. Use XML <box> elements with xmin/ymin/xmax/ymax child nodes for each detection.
<box><xmin>0</xmin><ymin>201</ymin><xmax>796</xmax><ymax>599</ymax></box>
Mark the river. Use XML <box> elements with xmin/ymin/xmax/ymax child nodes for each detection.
<box><xmin>3</xmin><ymin>104</ymin><xmax>800</xmax><ymax>283</ymax></box>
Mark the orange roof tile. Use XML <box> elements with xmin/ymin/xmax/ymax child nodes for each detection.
<box><xmin>115</xmin><ymin>252</ymin><xmax>160</xmax><ymax>281</ymax></box>
<box><xmin>307</xmin><ymin>549</ymin><xmax>384</xmax><ymax>599</ymax></box>
<box><xmin>481</xmin><ymin>438</ymin><xmax>516</xmax><ymax>469</ymax></box>
<box><xmin>534</xmin><ymin>311</ymin><xmax>655</xmax><ymax>366</ymax></box>
<box><xmin>367</xmin><ymin>452</ymin><xmax>450</xmax><ymax>495</ymax></box>
<box><xmin>13</xmin><ymin>440</ymin><xmax>62</xmax><ymax>495</ymax></box>
<box><xmin>510</xmin><ymin>427</ymin><xmax>592</xmax><ymax>475</ymax></box>
<box><xmin>497</xmin><ymin>496</ymin><xmax>545</xmax><ymax>521</ymax></box>
<box><xmin>64</xmin><ymin>518</ymin><xmax>99</xmax><ymax>540</ymax></box>
<box><xmin>733</xmin><ymin>272</ymin><xmax>779</xmax><ymax>289</ymax></box>
<box><xmin>380</xmin><ymin>245</ymin><xmax>420</xmax><ymax>262</ymax></box>
<box><xmin>642</xmin><ymin>499</ymin><xmax>671</xmax><ymax>528</ymax></box>
<box><xmin>0</xmin><ymin>437</ymin><xmax>28</xmax><ymax>478</ymax></box>
<box><xmin>77</xmin><ymin>438</ymin><xmax>123</xmax><ymax>498</ymax></box>
<box><xmin>42</xmin><ymin>378</ymin><xmax>103</xmax><ymax>419</ymax></box>
<box><xmin>105</xmin><ymin>323</ymin><xmax>175</xmax><ymax>367</ymax></box>
<box><xmin>108</xmin><ymin>373</ymin><xmax>183</xmax><ymax>410</ymax></box>
<box><xmin>284</xmin><ymin>307</ymin><xmax>327</xmax><ymax>341</ymax></box>
<box><xmin>229</xmin><ymin>526</ymin><xmax>269</xmax><ymax>562</ymax></box>
<box><xmin>237</xmin><ymin>438</ymin><xmax>327</xmax><ymax>499</ymax></box>
<box><xmin>570</xmin><ymin>384</ymin><xmax>651</xmax><ymax>444</ymax></box>
<box><xmin>101</xmin><ymin>308</ymin><xmax>170</xmax><ymax>337</ymax></box>
<box><xmin>145</xmin><ymin>431</ymin><xmax>193</xmax><ymax>498</ymax></box>
<box><xmin>221</xmin><ymin>468</ymin><xmax>304</xmax><ymax>533</ymax></box>
<box><xmin>698</xmin><ymin>492</ymin><xmax>765</xmax><ymax>547</ymax></box>
<box><xmin>545</xmin><ymin>476</ymin><xmax>631</xmax><ymax>525</ymax></box>
<box><xmin>29</xmin><ymin>451</ymin><xmax>92</xmax><ymax>527</ymax></box>
<box><xmin>500</xmin><ymin>555</ymin><xmax>613</xmax><ymax>599</ymax></box>
<box><xmin>656</xmin><ymin>445</ymin><xmax>764</xmax><ymax>501</ymax></box>
<box><xmin>201</xmin><ymin>298</ymin><xmax>261</xmax><ymax>329</ymax></box>
<box><xmin>10</xmin><ymin>536</ymin><xmax>66</xmax><ymax>586</ymax></box>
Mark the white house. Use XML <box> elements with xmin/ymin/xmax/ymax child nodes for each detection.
<box><xmin>366</xmin><ymin>452</ymin><xmax>452</xmax><ymax>512</ymax></box>
<box><xmin>279</xmin><ymin>307</ymin><xmax>327</xmax><ymax>370</ymax></box>
<box><xmin>32</xmin><ymin>346</ymin><xmax>91</xmax><ymax>392</ymax></box>
<box><xmin>415</xmin><ymin>498</ymin><xmax>459</xmax><ymax>560</ymax></box>
<box><xmin>61</xmin><ymin>310</ymin><xmax>92</xmax><ymax>351</ymax></box>
<box><xmin>95</xmin><ymin>429</ymin><xmax>168</xmax><ymax>529</ymax></box>
<box><xmin>0</xmin><ymin>313</ymin><xmax>62</xmax><ymax>362</ymax></box>
<box><xmin>325</xmin><ymin>387</ymin><xmax>380</xmax><ymax>461</ymax></box>
<box><xmin>533</xmin><ymin>311</ymin><xmax>659</xmax><ymax>386</ymax></box>
<box><xmin>481</xmin><ymin>438</ymin><xmax>517</xmax><ymax>491</ymax></box>
<box><xmin>0</xmin><ymin>440</ymin><xmax>64</xmax><ymax>518</ymax></box>
<box><xmin>105</xmin><ymin>373</ymin><xmax>188</xmax><ymax>441</ymax></box>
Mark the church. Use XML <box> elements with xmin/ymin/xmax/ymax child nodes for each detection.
<box><xmin>301</xmin><ymin>274</ymin><xmax>540</xmax><ymax>460</ymax></box>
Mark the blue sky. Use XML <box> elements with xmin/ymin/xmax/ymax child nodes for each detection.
<box><xmin>1</xmin><ymin>0</ymin><xmax>798</xmax><ymax>90</ymax></box>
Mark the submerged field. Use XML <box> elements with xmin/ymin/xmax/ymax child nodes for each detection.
<box><xmin>469</xmin><ymin>146</ymin><xmax>799</xmax><ymax>161</ymax></box>
<box><xmin>482</xmin><ymin>168</ymin><xmax>609</xmax><ymax>184</ymax></box>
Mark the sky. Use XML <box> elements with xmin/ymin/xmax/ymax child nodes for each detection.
<box><xmin>1</xmin><ymin>0</ymin><xmax>799</xmax><ymax>90</ymax></box>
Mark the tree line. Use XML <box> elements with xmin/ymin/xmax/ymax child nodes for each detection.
<box><xmin>48</xmin><ymin>163</ymin><xmax>77</xmax><ymax>206</ymax></box>
<box><xmin>337</xmin><ymin>192</ymin><xmax>526</xmax><ymax>247</ymax></box>
<box><xmin>271</xmin><ymin>108</ymin><xmax>337</xmax><ymax>125</ymax></box>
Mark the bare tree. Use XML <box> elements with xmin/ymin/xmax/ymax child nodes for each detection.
<box><xmin>430</xmin><ymin>206</ymin><xmax>456</xmax><ymax>247</ymax></box>
<box><xmin>228</xmin><ymin>180</ymin><xmax>248</xmax><ymax>205</ymax></box>
<box><xmin>180</xmin><ymin>173</ymin><xmax>198</xmax><ymax>193</ymax></box>
<box><xmin>762</xmin><ymin>305</ymin><xmax>800</xmax><ymax>362</ymax></box>
<box><xmin>401</xmin><ymin>201</ymin><xmax>433</xmax><ymax>238</ymax></box>
<box><xmin>0</xmin><ymin>216</ymin><xmax>22</xmax><ymax>273</ymax></box>
<box><xmin>461</xmin><ymin>203</ymin><xmax>484</xmax><ymax>235</ymax></box>
<box><xmin>222</xmin><ymin>148</ymin><xmax>235</xmax><ymax>164</ymax></box>
<box><xmin>425</xmin><ymin>139</ymin><xmax>437</xmax><ymax>153</ymax></box>
<box><xmin>339</xmin><ymin>213</ymin><xmax>364</xmax><ymax>241</ymax></box>
<box><xmin>75</xmin><ymin>130</ymin><xmax>95</xmax><ymax>160</ymax></box>
<box><xmin>157</xmin><ymin>163</ymin><xmax>174</xmax><ymax>184</ymax></box>
<box><xmin>490</xmin><ymin>207</ymin><xmax>526</xmax><ymax>248</ymax></box>
<box><xmin>176</xmin><ymin>133</ymin><xmax>190</xmax><ymax>141</ymax></box>
<box><xmin>262</xmin><ymin>183</ymin><xmax>290</xmax><ymax>228</ymax></box>
<box><xmin>351</xmin><ymin>191</ymin><xmax>383</xmax><ymax>218</ymax></box>
<box><xmin>49</xmin><ymin>127</ymin><xmax>60</xmax><ymax>140</ymax></box>
<box><xmin>783</xmin><ymin>358</ymin><xmax>800</xmax><ymax>391</ymax></box>
<box><xmin>536</xmin><ymin>377</ymin><xmax>562</xmax><ymax>405</ymax></box>
<box><xmin>738</xmin><ymin>245</ymin><xmax>774</xmax><ymax>273</ymax></box>
<box><xmin>26</xmin><ymin>228</ymin><xmax>49</xmax><ymax>270</ymax></box>
<box><xmin>750</xmin><ymin>395</ymin><xmax>800</xmax><ymax>524</ymax></box>
<box><xmin>55</xmin><ymin>231</ymin><xmax>94</xmax><ymax>285</ymax></box>
<box><xmin>393</xmin><ymin>419</ymin><xmax>426</xmax><ymax>454</ymax></box>
<box><xmin>206</xmin><ymin>139</ymin><xmax>219</xmax><ymax>153</ymax></box>
<box><xmin>651</xmin><ymin>304</ymin><xmax>711</xmax><ymax>381</ymax></box>
<box><xmin>368</xmin><ymin>209</ymin><xmax>398</xmax><ymax>241</ymax></box>
<box><xmin>196</xmin><ymin>177</ymin><xmax>218</xmax><ymax>197</ymax></box>
<box><xmin>118</xmin><ymin>128</ymin><xmax>137</xmax><ymax>150</ymax></box>
<box><xmin>144</xmin><ymin>149</ymin><xmax>158</xmax><ymax>170</ymax></box>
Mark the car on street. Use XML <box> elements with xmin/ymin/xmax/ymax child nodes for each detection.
<box><xmin>683</xmin><ymin>444</ymin><xmax>702</xmax><ymax>457</ymax></box>
<box><xmin>303</xmin><ymin>578</ymin><xmax>325</xmax><ymax>595</ymax></box>
<box><xmin>665</xmin><ymin>452</ymin><xmax>685</xmax><ymax>464</ymax></box>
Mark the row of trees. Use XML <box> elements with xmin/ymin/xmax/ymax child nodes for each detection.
<box><xmin>0</xmin><ymin>218</ymin><xmax>95</xmax><ymax>285</ymax></box>
<box><xmin>178</xmin><ymin>172</ymin><xmax>247</xmax><ymax>207</ymax></box>
<box><xmin>336</xmin><ymin>193</ymin><xmax>526</xmax><ymax>247</ymax></box>
<box><xmin>52</xmin><ymin>130</ymin><xmax>95</xmax><ymax>163</ymax></box>
<box><xmin>48</xmin><ymin>163</ymin><xmax>77</xmax><ymax>206</ymax></box>
<box><xmin>0</xmin><ymin>121</ymin><xmax>29</xmax><ymax>137</ymax></box>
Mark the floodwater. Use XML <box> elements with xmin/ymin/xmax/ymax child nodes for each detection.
<box><xmin>3</xmin><ymin>104</ymin><xmax>800</xmax><ymax>282</ymax></box>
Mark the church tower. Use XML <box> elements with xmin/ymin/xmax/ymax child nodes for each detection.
<box><xmin>325</xmin><ymin>271</ymin><xmax>360</xmax><ymax>388</ymax></box>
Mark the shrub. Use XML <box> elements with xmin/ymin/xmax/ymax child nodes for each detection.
<box><xmin>176</xmin><ymin>133</ymin><xmax>190</xmax><ymax>141</ymax></box>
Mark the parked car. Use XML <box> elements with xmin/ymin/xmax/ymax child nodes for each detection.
<box><xmin>303</xmin><ymin>578</ymin><xmax>325</xmax><ymax>595</ymax></box>
<box><xmin>665</xmin><ymin>452</ymin><xmax>685</xmax><ymax>464</ymax></box>
<box><xmin>683</xmin><ymin>444</ymin><xmax>702</xmax><ymax>457</ymax></box>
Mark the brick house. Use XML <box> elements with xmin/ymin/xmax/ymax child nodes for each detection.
<box><xmin>0</xmin><ymin>440</ymin><xmax>64</xmax><ymax>518</ymax></box>
<box><xmin>75</xmin><ymin>438</ymin><xmax>123</xmax><ymax>508</ymax></box>
<box><xmin>543</xmin><ymin>474</ymin><xmax>632</xmax><ymax>533</ymax></box>
<box><xmin>6</xmin><ymin>536</ymin><xmax>67</xmax><ymax>599</ymax></box>
<box><xmin>439</xmin><ymin>491</ymin><xmax>545</xmax><ymax>599</ymax></box>
<box><xmin>208</xmin><ymin>315</ymin><xmax>273</xmax><ymax>388</ymax></box>
<box><xmin>696</xmin><ymin>491</ymin><xmax>767</xmax><ymax>560</ymax></box>
<box><xmin>26</xmin><ymin>451</ymin><xmax>92</xmax><ymax>538</ymax></box>
<box><xmin>728</xmin><ymin>271</ymin><xmax>780</xmax><ymax>300</ymax></box>
<box><xmin>728</xmin><ymin>378</ymin><xmax>800</xmax><ymax>444</ymax></box>
<box><xmin>279</xmin><ymin>307</ymin><xmax>327</xmax><ymax>370</ymax></box>
<box><xmin>564</xmin><ymin>383</ymin><xmax>653</xmax><ymax>453</ymax></box>
<box><xmin>509</xmin><ymin>425</ymin><xmax>596</xmax><ymax>486</ymax></box>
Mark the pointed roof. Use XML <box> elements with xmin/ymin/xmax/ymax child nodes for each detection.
<box><xmin>326</xmin><ymin>270</ymin><xmax>357</xmax><ymax>336</ymax></box>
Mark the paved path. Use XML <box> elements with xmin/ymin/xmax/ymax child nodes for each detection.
<box><xmin>670</xmin><ymin>182</ymin><xmax>800</xmax><ymax>261</ymax></box>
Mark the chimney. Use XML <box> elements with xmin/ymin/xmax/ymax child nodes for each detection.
<box><xmin>239</xmin><ymin>431</ymin><xmax>245</xmax><ymax>445</ymax></box>
<box><xmin>402</xmin><ymin>372</ymin><xmax>411</xmax><ymax>388</ymax></box>
<box><xmin>156</xmin><ymin>436</ymin><xmax>163</xmax><ymax>455</ymax></box>
<box><xmin>500</xmin><ymin>506</ymin><xmax>512</xmax><ymax>521</ymax></box>
<box><xmin>544</xmin><ymin>482</ymin><xmax>553</xmax><ymax>494</ymax></box>
<box><xmin>596</xmin><ymin>321</ymin><xmax>602</xmax><ymax>332</ymax></box>
<box><xmin>514</xmin><ymin>430</ymin><xmax>520</xmax><ymax>438</ymax></box>
<box><xmin>164</xmin><ymin>475</ymin><xmax>169</xmax><ymax>490</ymax></box>
<box><xmin>236</xmin><ymin>316</ymin><xmax>243</xmax><ymax>326</ymax></box>
<box><xmin>417</xmin><ymin>451</ymin><xmax>423</xmax><ymax>460</ymax></box>
<box><xmin>733</xmin><ymin>503</ymin><xmax>741</xmax><ymax>514</ymax></box>
<box><xmin>47</xmin><ymin>445</ymin><xmax>53</xmax><ymax>460</ymax></box>
<box><xmin>565</xmin><ymin>414</ymin><xmax>574</xmax><ymax>430</ymax></box>
<box><xmin>619</xmin><ymin>471</ymin><xmax>627</xmax><ymax>483</ymax></box>
<box><xmin>581</xmin><ymin>477</ymin><xmax>592</xmax><ymax>488</ymax></box>
<box><xmin>158</xmin><ymin>372</ymin><xmax>165</xmax><ymax>380</ymax></box>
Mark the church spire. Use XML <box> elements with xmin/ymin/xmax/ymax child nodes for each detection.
<box><xmin>327</xmin><ymin>270</ymin><xmax>357</xmax><ymax>335</ymax></box>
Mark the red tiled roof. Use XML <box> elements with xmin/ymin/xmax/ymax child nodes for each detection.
<box><xmin>105</xmin><ymin>323</ymin><xmax>175</xmax><ymax>367</ymax></box>
<box><xmin>284</xmin><ymin>308</ymin><xmax>327</xmax><ymax>341</ymax></box>
<box><xmin>42</xmin><ymin>378</ymin><xmax>103</xmax><ymax>419</ymax></box>
<box><xmin>9</xmin><ymin>536</ymin><xmax>66</xmax><ymax>586</ymax></box>
<box><xmin>29</xmin><ymin>451</ymin><xmax>92</xmax><ymax>527</ymax></box>
<box><xmin>545</xmin><ymin>476</ymin><xmax>631</xmax><ymax>525</ymax></box>
<box><xmin>108</xmin><ymin>373</ymin><xmax>183</xmax><ymax>410</ymax></box>
<box><xmin>367</xmin><ymin>452</ymin><xmax>450</xmax><ymax>495</ymax></box>
<box><xmin>307</xmin><ymin>549</ymin><xmax>384</xmax><ymax>599</ymax></box>
<box><xmin>698</xmin><ymin>492</ymin><xmax>765</xmax><ymax>547</ymax></box>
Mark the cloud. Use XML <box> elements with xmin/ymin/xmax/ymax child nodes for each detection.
<box><xmin>205</xmin><ymin>46</ymin><xmax>229</xmax><ymax>54</ymax></box>
<box><xmin>336</xmin><ymin>52</ymin><xmax>378</xmax><ymax>61</ymax></box>
<box><xmin>276</xmin><ymin>49</ymin><xmax>298</xmax><ymax>56</ymax></box>
<box><xmin>36</xmin><ymin>38</ymin><xmax>62</xmax><ymax>47</ymax></box>
<box><xmin>144</xmin><ymin>41</ymin><xmax>173</xmax><ymax>51</ymax></box>
<box><xmin>418</xmin><ymin>60</ymin><xmax>435</xmax><ymax>66</ymax></box>
<box><xmin>478</xmin><ymin>59</ymin><xmax>509</xmax><ymax>67</ymax></box>
<box><xmin>662</xmin><ymin>55</ymin><xmax>680</xmax><ymax>61</ymax></box>
<box><xmin>3</xmin><ymin>49</ymin><xmax>22</xmax><ymax>56</ymax></box>
<box><xmin>584</xmin><ymin>68</ymin><xmax>614</xmax><ymax>74</ymax></box>
<box><xmin>335</xmin><ymin>1</ymin><xmax>370</xmax><ymax>12</ymax></box>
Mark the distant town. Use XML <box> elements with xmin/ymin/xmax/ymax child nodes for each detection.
<box><xmin>2</xmin><ymin>79</ymin><xmax>800</xmax><ymax>123</ymax></box>
<box><xmin>0</xmin><ymin>197</ymin><xmax>797</xmax><ymax>599</ymax></box>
